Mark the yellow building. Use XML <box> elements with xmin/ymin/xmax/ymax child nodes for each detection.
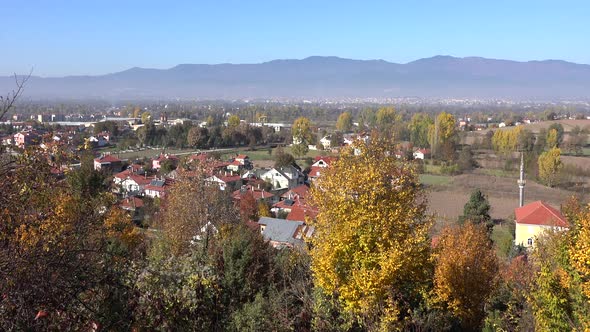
<box><xmin>514</xmin><ymin>200</ymin><xmax>568</xmax><ymax>247</ymax></box>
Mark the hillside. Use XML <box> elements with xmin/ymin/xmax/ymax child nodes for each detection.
<box><xmin>2</xmin><ymin>56</ymin><xmax>590</xmax><ymax>100</ymax></box>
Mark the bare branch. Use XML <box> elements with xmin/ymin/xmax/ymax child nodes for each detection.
<box><xmin>0</xmin><ymin>69</ymin><xmax>32</xmax><ymax>121</ymax></box>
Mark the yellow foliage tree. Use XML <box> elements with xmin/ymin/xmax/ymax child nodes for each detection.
<box><xmin>491</xmin><ymin>126</ymin><xmax>525</xmax><ymax>153</ymax></box>
<box><xmin>428</xmin><ymin>112</ymin><xmax>457</xmax><ymax>160</ymax></box>
<box><xmin>538</xmin><ymin>147</ymin><xmax>562</xmax><ymax>187</ymax></box>
<box><xmin>546</xmin><ymin>128</ymin><xmax>558</xmax><ymax>149</ymax></box>
<box><xmin>569</xmin><ymin>205</ymin><xmax>590</xmax><ymax>300</ymax></box>
<box><xmin>309</xmin><ymin>137</ymin><xmax>433</xmax><ymax>328</ymax></box>
<box><xmin>227</xmin><ymin>114</ymin><xmax>241</xmax><ymax>128</ymax></box>
<box><xmin>336</xmin><ymin>111</ymin><xmax>353</xmax><ymax>132</ymax></box>
<box><xmin>432</xmin><ymin>223</ymin><xmax>499</xmax><ymax>330</ymax></box>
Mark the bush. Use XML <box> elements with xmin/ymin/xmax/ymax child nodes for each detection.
<box><xmin>440</xmin><ymin>163</ymin><xmax>460</xmax><ymax>175</ymax></box>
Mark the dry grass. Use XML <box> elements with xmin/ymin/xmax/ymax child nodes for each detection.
<box><xmin>426</xmin><ymin>173</ymin><xmax>576</xmax><ymax>224</ymax></box>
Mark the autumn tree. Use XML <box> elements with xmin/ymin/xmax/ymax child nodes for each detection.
<box><xmin>228</xmin><ymin>114</ymin><xmax>241</xmax><ymax>128</ymax></box>
<box><xmin>292</xmin><ymin>117</ymin><xmax>313</xmax><ymax>157</ymax></box>
<box><xmin>547</xmin><ymin>123</ymin><xmax>564</xmax><ymax>147</ymax></box>
<box><xmin>357</xmin><ymin>108</ymin><xmax>376</xmax><ymax>130</ymax></box>
<box><xmin>546</xmin><ymin>128</ymin><xmax>558</xmax><ymax>149</ymax></box>
<box><xmin>239</xmin><ymin>191</ymin><xmax>259</xmax><ymax>223</ymax></box>
<box><xmin>309</xmin><ymin>137</ymin><xmax>433</xmax><ymax>329</ymax></box>
<box><xmin>375</xmin><ymin>106</ymin><xmax>400</xmax><ymax>134</ymax></box>
<box><xmin>433</xmin><ymin>223</ymin><xmax>499</xmax><ymax>331</ymax></box>
<box><xmin>0</xmin><ymin>149</ymin><xmax>143</xmax><ymax>330</ymax></box>
<box><xmin>187</xmin><ymin>126</ymin><xmax>209</xmax><ymax>148</ymax></box>
<box><xmin>408</xmin><ymin>113</ymin><xmax>433</xmax><ymax>148</ymax></box>
<box><xmin>538</xmin><ymin>147</ymin><xmax>562</xmax><ymax>187</ymax></box>
<box><xmin>336</xmin><ymin>111</ymin><xmax>353</xmax><ymax>132</ymax></box>
<box><xmin>141</xmin><ymin>111</ymin><xmax>152</xmax><ymax>124</ymax></box>
<box><xmin>429</xmin><ymin>112</ymin><xmax>457</xmax><ymax>160</ymax></box>
<box><xmin>156</xmin><ymin>163</ymin><xmax>239</xmax><ymax>256</ymax></box>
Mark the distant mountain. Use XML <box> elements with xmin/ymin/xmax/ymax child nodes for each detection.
<box><xmin>2</xmin><ymin>56</ymin><xmax>590</xmax><ymax>100</ymax></box>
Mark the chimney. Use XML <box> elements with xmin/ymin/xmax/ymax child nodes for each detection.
<box><xmin>518</xmin><ymin>152</ymin><xmax>526</xmax><ymax>207</ymax></box>
<box><xmin>257</xmin><ymin>183</ymin><xmax>260</xmax><ymax>190</ymax></box>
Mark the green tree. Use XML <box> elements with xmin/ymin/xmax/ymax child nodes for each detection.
<box><xmin>547</xmin><ymin>123</ymin><xmax>564</xmax><ymax>147</ymax></box>
<box><xmin>336</xmin><ymin>112</ymin><xmax>353</xmax><ymax>132</ymax></box>
<box><xmin>409</xmin><ymin>113</ymin><xmax>433</xmax><ymax>148</ymax></box>
<box><xmin>292</xmin><ymin>117</ymin><xmax>313</xmax><ymax>157</ymax></box>
<box><xmin>459</xmin><ymin>189</ymin><xmax>492</xmax><ymax>229</ymax></box>
<box><xmin>358</xmin><ymin>108</ymin><xmax>376</xmax><ymax>130</ymax></box>
<box><xmin>274</xmin><ymin>147</ymin><xmax>296</xmax><ymax>168</ymax></box>
<box><xmin>375</xmin><ymin>106</ymin><xmax>400</xmax><ymax>132</ymax></box>
<box><xmin>538</xmin><ymin>148</ymin><xmax>562</xmax><ymax>187</ymax></box>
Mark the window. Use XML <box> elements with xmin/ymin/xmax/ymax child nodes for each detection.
<box><xmin>527</xmin><ymin>238</ymin><xmax>533</xmax><ymax>246</ymax></box>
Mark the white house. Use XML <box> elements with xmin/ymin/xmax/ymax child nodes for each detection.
<box><xmin>260</xmin><ymin>166</ymin><xmax>304</xmax><ymax>190</ymax></box>
<box><xmin>413</xmin><ymin>149</ymin><xmax>431</xmax><ymax>160</ymax></box>
<box><xmin>319</xmin><ymin>135</ymin><xmax>332</xmax><ymax>150</ymax></box>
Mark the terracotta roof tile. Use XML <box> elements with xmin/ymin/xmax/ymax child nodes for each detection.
<box><xmin>515</xmin><ymin>201</ymin><xmax>568</xmax><ymax>227</ymax></box>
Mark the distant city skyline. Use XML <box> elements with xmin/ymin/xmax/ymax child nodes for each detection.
<box><xmin>2</xmin><ymin>1</ymin><xmax>589</xmax><ymax>76</ymax></box>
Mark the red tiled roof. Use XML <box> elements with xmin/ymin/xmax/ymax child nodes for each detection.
<box><xmin>236</xmin><ymin>154</ymin><xmax>248</xmax><ymax>159</ymax></box>
<box><xmin>119</xmin><ymin>196</ymin><xmax>144</xmax><ymax>209</ymax></box>
<box><xmin>232</xmin><ymin>186</ymin><xmax>274</xmax><ymax>200</ymax></box>
<box><xmin>219</xmin><ymin>174</ymin><xmax>242</xmax><ymax>183</ymax></box>
<box><xmin>309</xmin><ymin>166</ymin><xmax>324</xmax><ymax>178</ymax></box>
<box><xmin>155</xmin><ymin>153</ymin><xmax>179</xmax><ymax>162</ymax></box>
<box><xmin>281</xmin><ymin>184</ymin><xmax>309</xmax><ymax>199</ymax></box>
<box><xmin>126</xmin><ymin>174</ymin><xmax>153</xmax><ymax>186</ymax></box>
<box><xmin>515</xmin><ymin>201</ymin><xmax>568</xmax><ymax>227</ymax></box>
<box><xmin>95</xmin><ymin>154</ymin><xmax>121</xmax><ymax>163</ymax></box>
<box><xmin>313</xmin><ymin>156</ymin><xmax>337</xmax><ymax>164</ymax></box>
<box><xmin>286</xmin><ymin>205</ymin><xmax>318</xmax><ymax>222</ymax></box>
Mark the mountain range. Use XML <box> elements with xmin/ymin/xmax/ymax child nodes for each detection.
<box><xmin>2</xmin><ymin>56</ymin><xmax>590</xmax><ymax>100</ymax></box>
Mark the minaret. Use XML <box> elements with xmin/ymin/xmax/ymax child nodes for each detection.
<box><xmin>518</xmin><ymin>152</ymin><xmax>526</xmax><ymax>207</ymax></box>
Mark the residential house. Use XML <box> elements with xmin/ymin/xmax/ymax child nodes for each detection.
<box><xmin>260</xmin><ymin>166</ymin><xmax>304</xmax><ymax>190</ymax></box>
<box><xmin>13</xmin><ymin>131</ymin><xmax>41</xmax><ymax>148</ymax></box>
<box><xmin>152</xmin><ymin>153</ymin><xmax>179</xmax><ymax>170</ymax></box>
<box><xmin>144</xmin><ymin>177</ymin><xmax>174</xmax><ymax>198</ymax></box>
<box><xmin>227</xmin><ymin>154</ymin><xmax>252</xmax><ymax>172</ymax></box>
<box><xmin>343</xmin><ymin>132</ymin><xmax>370</xmax><ymax>146</ymax></box>
<box><xmin>308</xmin><ymin>156</ymin><xmax>336</xmax><ymax>181</ymax></box>
<box><xmin>257</xmin><ymin>216</ymin><xmax>313</xmax><ymax>248</ymax></box>
<box><xmin>94</xmin><ymin>154</ymin><xmax>123</xmax><ymax>172</ymax></box>
<box><xmin>232</xmin><ymin>185</ymin><xmax>277</xmax><ymax>204</ymax></box>
<box><xmin>119</xmin><ymin>174</ymin><xmax>153</xmax><ymax>196</ymax></box>
<box><xmin>514</xmin><ymin>200</ymin><xmax>569</xmax><ymax>247</ymax></box>
<box><xmin>206</xmin><ymin>171</ymin><xmax>242</xmax><ymax>191</ymax></box>
<box><xmin>319</xmin><ymin>135</ymin><xmax>332</xmax><ymax>150</ymax></box>
<box><xmin>119</xmin><ymin>196</ymin><xmax>144</xmax><ymax>212</ymax></box>
<box><xmin>413</xmin><ymin>148</ymin><xmax>431</xmax><ymax>160</ymax></box>
<box><xmin>88</xmin><ymin>135</ymin><xmax>108</xmax><ymax>147</ymax></box>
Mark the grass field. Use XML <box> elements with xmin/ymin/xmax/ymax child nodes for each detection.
<box><xmin>419</xmin><ymin>174</ymin><xmax>452</xmax><ymax>186</ymax></box>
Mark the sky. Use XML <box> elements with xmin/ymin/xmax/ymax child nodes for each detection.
<box><xmin>1</xmin><ymin>1</ymin><xmax>589</xmax><ymax>76</ymax></box>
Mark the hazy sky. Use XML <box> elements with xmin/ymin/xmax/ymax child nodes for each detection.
<box><xmin>2</xmin><ymin>1</ymin><xmax>589</xmax><ymax>76</ymax></box>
